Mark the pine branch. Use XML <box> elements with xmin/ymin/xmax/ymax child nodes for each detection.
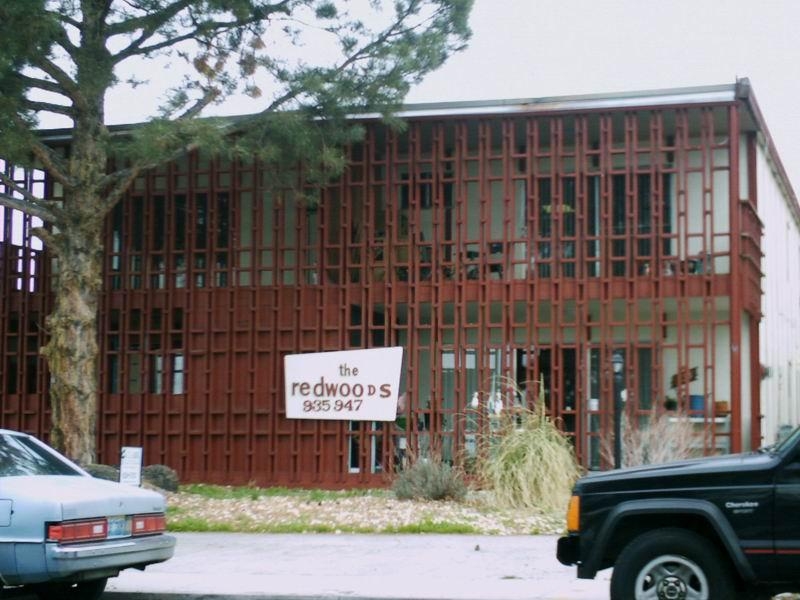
<box><xmin>103</xmin><ymin>166</ymin><xmax>141</xmax><ymax>211</ymax></box>
<box><xmin>177</xmin><ymin>87</ymin><xmax>221</xmax><ymax>120</ymax></box>
<box><xmin>0</xmin><ymin>181</ymin><xmax>57</xmax><ymax>223</ymax></box>
<box><xmin>98</xmin><ymin>87</ymin><xmax>220</xmax><ymax>199</ymax></box>
<box><xmin>30</xmin><ymin>56</ymin><xmax>88</xmax><ymax>113</ymax></box>
<box><xmin>106</xmin><ymin>0</ymin><xmax>195</xmax><ymax>37</ymax></box>
<box><xmin>22</xmin><ymin>99</ymin><xmax>74</xmax><ymax>118</ymax></box>
<box><xmin>51</xmin><ymin>11</ymin><xmax>80</xmax><ymax>55</ymax></box>
<box><xmin>110</xmin><ymin>0</ymin><xmax>292</xmax><ymax>62</ymax></box>
<box><xmin>0</xmin><ymin>170</ymin><xmax>40</xmax><ymax>205</ymax></box>
<box><xmin>10</xmin><ymin>114</ymin><xmax>74</xmax><ymax>189</ymax></box>
<box><xmin>30</xmin><ymin>224</ymin><xmax>55</xmax><ymax>247</ymax></box>
<box><xmin>240</xmin><ymin>4</ymin><xmax>414</xmax><ymax>123</ymax></box>
<box><xmin>15</xmin><ymin>74</ymin><xmax>66</xmax><ymax>97</ymax></box>
<box><xmin>114</xmin><ymin>30</ymin><xmax>202</xmax><ymax>61</ymax></box>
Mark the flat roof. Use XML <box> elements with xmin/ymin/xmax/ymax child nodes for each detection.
<box><xmin>37</xmin><ymin>81</ymin><xmax>744</xmax><ymax>142</ymax></box>
<box><xmin>360</xmin><ymin>82</ymin><xmax>740</xmax><ymax>120</ymax></box>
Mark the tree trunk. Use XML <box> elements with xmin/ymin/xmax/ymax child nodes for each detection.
<box><xmin>41</xmin><ymin>8</ymin><xmax>114</xmax><ymax>463</ymax></box>
<box><xmin>41</xmin><ymin>220</ymin><xmax>104</xmax><ymax>465</ymax></box>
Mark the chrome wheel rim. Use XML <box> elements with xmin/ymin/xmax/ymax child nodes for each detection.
<box><xmin>634</xmin><ymin>554</ymin><xmax>709</xmax><ymax>600</ymax></box>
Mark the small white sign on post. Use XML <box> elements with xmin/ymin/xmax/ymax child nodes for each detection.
<box><xmin>284</xmin><ymin>347</ymin><xmax>403</xmax><ymax>421</ymax></box>
<box><xmin>119</xmin><ymin>446</ymin><xmax>143</xmax><ymax>487</ymax></box>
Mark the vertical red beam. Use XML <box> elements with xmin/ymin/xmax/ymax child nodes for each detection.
<box><xmin>746</xmin><ymin>132</ymin><xmax>762</xmax><ymax>448</ymax></box>
<box><xmin>727</xmin><ymin>104</ymin><xmax>743</xmax><ymax>452</ymax></box>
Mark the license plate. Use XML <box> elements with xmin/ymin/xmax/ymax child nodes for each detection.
<box><xmin>107</xmin><ymin>516</ymin><xmax>131</xmax><ymax>539</ymax></box>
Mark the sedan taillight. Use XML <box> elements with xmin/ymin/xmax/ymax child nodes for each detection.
<box><xmin>132</xmin><ymin>513</ymin><xmax>166</xmax><ymax>536</ymax></box>
<box><xmin>47</xmin><ymin>518</ymin><xmax>108</xmax><ymax>543</ymax></box>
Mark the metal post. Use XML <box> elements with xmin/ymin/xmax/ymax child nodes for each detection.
<box><xmin>612</xmin><ymin>351</ymin><xmax>624</xmax><ymax>469</ymax></box>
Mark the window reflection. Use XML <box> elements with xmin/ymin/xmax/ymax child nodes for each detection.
<box><xmin>0</xmin><ymin>435</ymin><xmax>80</xmax><ymax>477</ymax></box>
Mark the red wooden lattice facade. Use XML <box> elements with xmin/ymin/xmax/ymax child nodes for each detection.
<box><xmin>0</xmin><ymin>87</ymin><xmax>766</xmax><ymax>486</ymax></box>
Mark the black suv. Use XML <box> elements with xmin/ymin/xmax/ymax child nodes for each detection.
<box><xmin>557</xmin><ymin>426</ymin><xmax>800</xmax><ymax>599</ymax></box>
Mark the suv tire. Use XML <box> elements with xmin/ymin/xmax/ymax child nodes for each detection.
<box><xmin>610</xmin><ymin>527</ymin><xmax>735</xmax><ymax>600</ymax></box>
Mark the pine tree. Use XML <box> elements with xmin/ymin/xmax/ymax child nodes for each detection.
<box><xmin>0</xmin><ymin>0</ymin><xmax>472</xmax><ymax>463</ymax></box>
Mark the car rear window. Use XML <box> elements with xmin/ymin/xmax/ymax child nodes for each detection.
<box><xmin>0</xmin><ymin>435</ymin><xmax>82</xmax><ymax>477</ymax></box>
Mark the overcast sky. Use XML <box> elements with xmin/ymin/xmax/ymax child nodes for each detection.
<box><xmin>103</xmin><ymin>0</ymin><xmax>800</xmax><ymax>194</ymax></box>
<box><xmin>403</xmin><ymin>0</ymin><xmax>800</xmax><ymax>193</ymax></box>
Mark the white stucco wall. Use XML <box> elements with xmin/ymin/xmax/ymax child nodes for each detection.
<box><xmin>755</xmin><ymin>140</ymin><xmax>800</xmax><ymax>444</ymax></box>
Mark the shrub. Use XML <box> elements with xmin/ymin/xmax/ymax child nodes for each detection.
<box><xmin>392</xmin><ymin>454</ymin><xmax>467</xmax><ymax>502</ymax></box>
<box><xmin>143</xmin><ymin>464</ymin><xmax>180</xmax><ymax>492</ymax></box>
<box><xmin>81</xmin><ymin>462</ymin><xmax>179</xmax><ymax>491</ymax></box>
<box><xmin>474</xmin><ymin>379</ymin><xmax>581</xmax><ymax>512</ymax></box>
<box><xmin>601</xmin><ymin>410</ymin><xmax>703</xmax><ymax>468</ymax></box>
<box><xmin>84</xmin><ymin>463</ymin><xmax>120</xmax><ymax>481</ymax></box>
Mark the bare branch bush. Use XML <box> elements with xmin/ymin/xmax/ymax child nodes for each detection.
<box><xmin>601</xmin><ymin>410</ymin><xmax>706</xmax><ymax>468</ymax></box>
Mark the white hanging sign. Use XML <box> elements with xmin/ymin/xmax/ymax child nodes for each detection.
<box><xmin>284</xmin><ymin>347</ymin><xmax>403</xmax><ymax>421</ymax></box>
<box><xmin>119</xmin><ymin>446</ymin><xmax>143</xmax><ymax>487</ymax></box>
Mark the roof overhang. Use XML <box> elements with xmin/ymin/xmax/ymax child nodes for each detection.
<box><xmin>354</xmin><ymin>82</ymin><xmax>740</xmax><ymax>120</ymax></box>
<box><xmin>34</xmin><ymin>79</ymin><xmax>797</xmax><ymax>211</ymax></box>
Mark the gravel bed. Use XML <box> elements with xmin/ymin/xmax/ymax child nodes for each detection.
<box><xmin>166</xmin><ymin>492</ymin><xmax>566</xmax><ymax>535</ymax></box>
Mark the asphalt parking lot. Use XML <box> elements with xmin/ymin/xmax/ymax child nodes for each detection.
<box><xmin>104</xmin><ymin>532</ymin><xmax>611</xmax><ymax>600</ymax></box>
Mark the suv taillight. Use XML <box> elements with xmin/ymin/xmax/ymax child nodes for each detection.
<box><xmin>47</xmin><ymin>518</ymin><xmax>108</xmax><ymax>543</ymax></box>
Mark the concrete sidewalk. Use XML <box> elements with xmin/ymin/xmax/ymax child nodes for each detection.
<box><xmin>104</xmin><ymin>532</ymin><xmax>610</xmax><ymax>600</ymax></box>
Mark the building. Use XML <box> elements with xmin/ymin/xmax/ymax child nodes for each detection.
<box><xmin>1</xmin><ymin>79</ymin><xmax>798</xmax><ymax>486</ymax></box>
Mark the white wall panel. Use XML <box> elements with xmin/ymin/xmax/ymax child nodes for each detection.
<box><xmin>757</xmin><ymin>141</ymin><xmax>800</xmax><ymax>444</ymax></box>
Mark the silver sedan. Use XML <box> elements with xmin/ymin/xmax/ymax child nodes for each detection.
<box><xmin>0</xmin><ymin>429</ymin><xmax>176</xmax><ymax>600</ymax></box>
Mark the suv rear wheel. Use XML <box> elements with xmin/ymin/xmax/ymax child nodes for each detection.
<box><xmin>610</xmin><ymin>527</ymin><xmax>735</xmax><ymax>600</ymax></box>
